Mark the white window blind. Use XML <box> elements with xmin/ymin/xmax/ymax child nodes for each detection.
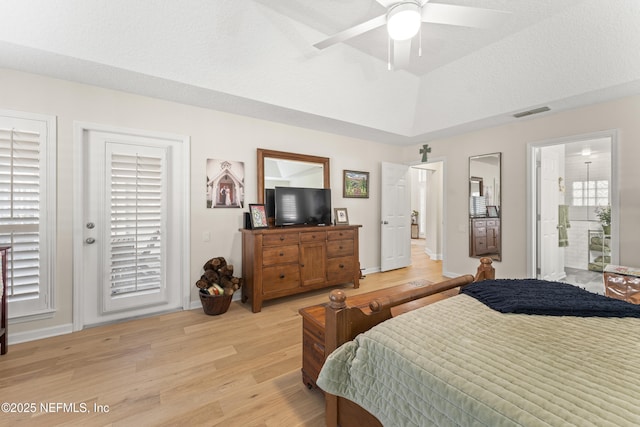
<box><xmin>109</xmin><ymin>152</ymin><xmax>164</xmax><ymax>299</ymax></box>
<box><xmin>0</xmin><ymin>112</ymin><xmax>55</xmax><ymax>318</ymax></box>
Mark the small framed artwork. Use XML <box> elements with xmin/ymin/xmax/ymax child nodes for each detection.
<box><xmin>343</xmin><ymin>170</ymin><xmax>369</xmax><ymax>198</ymax></box>
<box><xmin>334</xmin><ymin>208</ymin><xmax>349</xmax><ymax>225</ymax></box>
<box><xmin>249</xmin><ymin>204</ymin><xmax>269</xmax><ymax>229</ymax></box>
<box><xmin>487</xmin><ymin>205</ymin><xmax>499</xmax><ymax>218</ymax></box>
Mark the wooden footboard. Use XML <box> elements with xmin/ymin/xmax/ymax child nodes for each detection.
<box><xmin>324</xmin><ymin>257</ymin><xmax>494</xmax><ymax>427</ymax></box>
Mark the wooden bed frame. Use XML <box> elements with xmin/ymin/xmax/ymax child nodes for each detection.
<box><xmin>323</xmin><ymin>257</ymin><xmax>495</xmax><ymax>427</ymax></box>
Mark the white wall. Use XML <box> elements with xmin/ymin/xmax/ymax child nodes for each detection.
<box><xmin>0</xmin><ymin>68</ymin><xmax>404</xmax><ymax>338</ymax></box>
<box><xmin>403</xmin><ymin>94</ymin><xmax>640</xmax><ymax>278</ymax></box>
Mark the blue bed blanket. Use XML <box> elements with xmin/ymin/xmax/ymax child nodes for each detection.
<box><xmin>461</xmin><ymin>278</ymin><xmax>640</xmax><ymax>318</ymax></box>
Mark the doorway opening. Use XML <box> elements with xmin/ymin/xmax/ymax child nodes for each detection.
<box><xmin>410</xmin><ymin>161</ymin><xmax>445</xmax><ymax>275</ymax></box>
<box><xmin>528</xmin><ymin>131</ymin><xmax>618</xmax><ymax>294</ymax></box>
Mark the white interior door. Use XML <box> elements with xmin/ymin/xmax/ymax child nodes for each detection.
<box><xmin>380</xmin><ymin>161</ymin><xmax>411</xmax><ymax>272</ymax></box>
<box><xmin>79</xmin><ymin>128</ymin><xmax>185</xmax><ymax>326</ymax></box>
<box><xmin>538</xmin><ymin>146</ymin><xmax>564</xmax><ymax>280</ymax></box>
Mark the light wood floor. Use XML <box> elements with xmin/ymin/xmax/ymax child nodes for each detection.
<box><xmin>0</xmin><ymin>242</ymin><xmax>443</xmax><ymax>427</ymax></box>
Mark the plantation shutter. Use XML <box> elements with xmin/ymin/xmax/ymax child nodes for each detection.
<box><xmin>0</xmin><ymin>127</ymin><xmax>43</xmax><ymax>304</ymax></box>
<box><xmin>105</xmin><ymin>144</ymin><xmax>167</xmax><ymax>311</ymax></box>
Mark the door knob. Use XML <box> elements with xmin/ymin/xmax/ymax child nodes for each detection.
<box><xmin>86</xmin><ymin>237</ymin><xmax>96</xmax><ymax>244</ymax></box>
<box><xmin>382</xmin><ymin>221</ymin><xmax>389</xmax><ymax>225</ymax></box>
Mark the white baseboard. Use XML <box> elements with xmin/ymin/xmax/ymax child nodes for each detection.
<box><xmin>9</xmin><ymin>323</ymin><xmax>74</xmax><ymax>345</ymax></box>
<box><xmin>424</xmin><ymin>247</ymin><xmax>442</xmax><ymax>261</ymax></box>
<box><xmin>362</xmin><ymin>266</ymin><xmax>381</xmax><ymax>276</ymax></box>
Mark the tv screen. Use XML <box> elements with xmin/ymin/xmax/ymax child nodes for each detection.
<box><xmin>274</xmin><ymin>187</ymin><xmax>331</xmax><ymax>226</ymax></box>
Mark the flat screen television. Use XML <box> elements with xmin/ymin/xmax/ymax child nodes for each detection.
<box><xmin>274</xmin><ymin>187</ymin><xmax>331</xmax><ymax>226</ymax></box>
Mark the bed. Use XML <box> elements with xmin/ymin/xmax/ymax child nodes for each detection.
<box><xmin>316</xmin><ymin>258</ymin><xmax>640</xmax><ymax>427</ymax></box>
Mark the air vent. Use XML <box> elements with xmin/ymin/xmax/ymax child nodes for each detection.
<box><xmin>513</xmin><ymin>106</ymin><xmax>550</xmax><ymax>118</ymax></box>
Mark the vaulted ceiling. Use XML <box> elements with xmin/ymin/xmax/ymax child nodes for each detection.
<box><xmin>0</xmin><ymin>0</ymin><xmax>639</xmax><ymax>145</ymax></box>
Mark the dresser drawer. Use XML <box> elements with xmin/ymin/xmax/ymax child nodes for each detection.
<box><xmin>300</xmin><ymin>231</ymin><xmax>326</xmax><ymax>243</ymax></box>
<box><xmin>303</xmin><ymin>316</ymin><xmax>325</xmax><ymax>344</ymax></box>
<box><xmin>262</xmin><ymin>245</ymin><xmax>299</xmax><ymax>266</ymax></box>
<box><xmin>302</xmin><ymin>329</ymin><xmax>325</xmax><ymax>381</ymax></box>
<box><xmin>327</xmin><ymin>257</ymin><xmax>355</xmax><ymax>282</ymax></box>
<box><xmin>263</xmin><ymin>233</ymin><xmax>299</xmax><ymax>246</ymax></box>
<box><xmin>327</xmin><ymin>229</ymin><xmax>354</xmax><ymax>241</ymax></box>
<box><xmin>474</xmin><ymin>237</ymin><xmax>487</xmax><ymax>254</ymax></box>
<box><xmin>262</xmin><ymin>265</ymin><xmax>300</xmax><ymax>294</ymax></box>
<box><xmin>474</xmin><ymin>227</ymin><xmax>486</xmax><ymax>237</ymax></box>
<box><xmin>326</xmin><ymin>239</ymin><xmax>354</xmax><ymax>258</ymax></box>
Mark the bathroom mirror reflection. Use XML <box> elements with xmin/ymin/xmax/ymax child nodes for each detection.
<box><xmin>469</xmin><ymin>153</ymin><xmax>501</xmax><ymax>261</ymax></box>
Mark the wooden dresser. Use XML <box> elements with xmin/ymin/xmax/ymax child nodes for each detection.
<box><xmin>470</xmin><ymin>218</ymin><xmax>500</xmax><ymax>256</ymax></box>
<box><xmin>299</xmin><ymin>281</ymin><xmax>459</xmax><ymax>389</ymax></box>
<box><xmin>241</xmin><ymin>225</ymin><xmax>361</xmax><ymax>313</ymax></box>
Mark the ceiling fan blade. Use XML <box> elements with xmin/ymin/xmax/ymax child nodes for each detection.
<box><xmin>313</xmin><ymin>14</ymin><xmax>386</xmax><ymax>50</ymax></box>
<box><xmin>422</xmin><ymin>3</ymin><xmax>510</xmax><ymax>29</ymax></box>
<box><xmin>393</xmin><ymin>39</ymin><xmax>412</xmax><ymax>70</ymax></box>
<box><xmin>374</xmin><ymin>0</ymin><xmax>399</xmax><ymax>7</ymax></box>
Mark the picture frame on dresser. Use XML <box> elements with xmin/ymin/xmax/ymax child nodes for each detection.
<box><xmin>334</xmin><ymin>208</ymin><xmax>349</xmax><ymax>225</ymax></box>
<box><xmin>248</xmin><ymin>204</ymin><xmax>268</xmax><ymax>229</ymax></box>
<box><xmin>487</xmin><ymin>205</ymin><xmax>498</xmax><ymax>218</ymax></box>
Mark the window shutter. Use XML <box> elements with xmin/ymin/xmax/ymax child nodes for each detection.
<box><xmin>0</xmin><ymin>128</ymin><xmax>42</xmax><ymax>302</ymax></box>
<box><xmin>109</xmin><ymin>152</ymin><xmax>164</xmax><ymax>298</ymax></box>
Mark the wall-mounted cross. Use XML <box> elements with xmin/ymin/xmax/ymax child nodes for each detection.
<box><xmin>420</xmin><ymin>144</ymin><xmax>431</xmax><ymax>162</ymax></box>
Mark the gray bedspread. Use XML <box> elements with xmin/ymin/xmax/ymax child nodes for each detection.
<box><xmin>316</xmin><ymin>294</ymin><xmax>640</xmax><ymax>426</ymax></box>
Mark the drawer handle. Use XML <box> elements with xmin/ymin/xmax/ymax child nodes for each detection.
<box><xmin>339</xmin><ymin>246</ymin><xmax>343</xmax><ymax>250</ymax></box>
<box><xmin>339</xmin><ymin>264</ymin><xmax>344</xmax><ymax>269</ymax></box>
<box><xmin>279</xmin><ymin>274</ymin><xmax>285</xmax><ymax>279</ymax></box>
<box><xmin>301</xmin><ymin>263</ymin><xmax>305</xmax><ymax>267</ymax></box>
<box><xmin>312</xmin><ymin>235</ymin><xmax>316</xmax><ymax>239</ymax></box>
<box><xmin>313</xmin><ymin>342</ymin><xmax>325</xmax><ymax>354</ymax></box>
<box><xmin>279</xmin><ymin>236</ymin><xmax>285</xmax><ymax>241</ymax></box>
<box><xmin>279</xmin><ymin>252</ymin><xmax>284</xmax><ymax>256</ymax></box>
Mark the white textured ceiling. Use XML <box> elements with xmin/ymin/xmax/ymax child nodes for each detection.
<box><xmin>0</xmin><ymin>0</ymin><xmax>639</xmax><ymax>145</ymax></box>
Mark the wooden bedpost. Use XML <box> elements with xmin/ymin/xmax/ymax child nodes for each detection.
<box><xmin>475</xmin><ymin>257</ymin><xmax>495</xmax><ymax>282</ymax></box>
<box><xmin>325</xmin><ymin>290</ymin><xmax>348</xmax><ymax>427</ymax></box>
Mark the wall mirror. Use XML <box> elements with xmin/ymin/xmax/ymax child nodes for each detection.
<box><xmin>469</xmin><ymin>152</ymin><xmax>501</xmax><ymax>261</ymax></box>
<box><xmin>257</xmin><ymin>148</ymin><xmax>330</xmax><ymax>203</ymax></box>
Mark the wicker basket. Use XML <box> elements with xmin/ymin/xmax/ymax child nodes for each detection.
<box><xmin>199</xmin><ymin>290</ymin><xmax>232</xmax><ymax>315</ymax></box>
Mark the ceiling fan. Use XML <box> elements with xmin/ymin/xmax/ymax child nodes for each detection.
<box><xmin>313</xmin><ymin>0</ymin><xmax>510</xmax><ymax>70</ymax></box>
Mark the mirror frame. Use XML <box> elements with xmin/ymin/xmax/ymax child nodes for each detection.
<box><xmin>257</xmin><ymin>148</ymin><xmax>331</xmax><ymax>203</ymax></box>
<box><xmin>469</xmin><ymin>152</ymin><xmax>502</xmax><ymax>261</ymax></box>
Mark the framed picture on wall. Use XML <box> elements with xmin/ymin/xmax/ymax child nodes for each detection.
<box><xmin>487</xmin><ymin>205</ymin><xmax>499</xmax><ymax>218</ymax></box>
<box><xmin>343</xmin><ymin>170</ymin><xmax>369</xmax><ymax>198</ymax></box>
<box><xmin>334</xmin><ymin>208</ymin><xmax>349</xmax><ymax>225</ymax></box>
<box><xmin>249</xmin><ymin>204</ymin><xmax>269</xmax><ymax>229</ymax></box>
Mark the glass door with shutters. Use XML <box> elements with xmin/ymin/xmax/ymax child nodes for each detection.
<box><xmin>81</xmin><ymin>128</ymin><xmax>183</xmax><ymax>326</ymax></box>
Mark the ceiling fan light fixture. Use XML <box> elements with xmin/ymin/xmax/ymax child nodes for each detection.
<box><xmin>387</xmin><ymin>1</ymin><xmax>422</xmax><ymax>41</ymax></box>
